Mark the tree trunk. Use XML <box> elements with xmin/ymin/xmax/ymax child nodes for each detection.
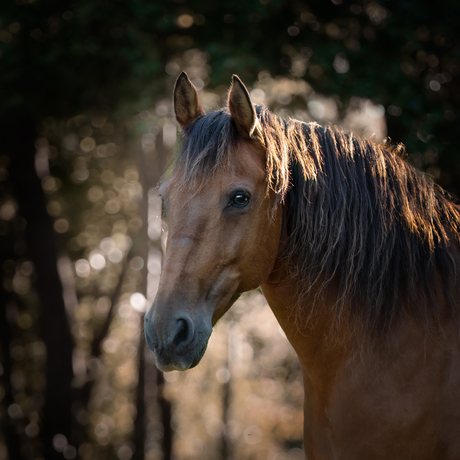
<box><xmin>0</xmin><ymin>289</ymin><xmax>26</xmax><ymax>460</ymax></box>
<box><xmin>6</xmin><ymin>117</ymin><xmax>74</xmax><ymax>459</ymax></box>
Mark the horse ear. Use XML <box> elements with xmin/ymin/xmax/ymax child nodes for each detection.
<box><xmin>228</xmin><ymin>75</ymin><xmax>261</xmax><ymax>139</ymax></box>
<box><xmin>173</xmin><ymin>72</ymin><xmax>205</xmax><ymax>128</ymax></box>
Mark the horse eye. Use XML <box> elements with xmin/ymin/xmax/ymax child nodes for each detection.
<box><xmin>230</xmin><ymin>193</ymin><xmax>250</xmax><ymax>208</ymax></box>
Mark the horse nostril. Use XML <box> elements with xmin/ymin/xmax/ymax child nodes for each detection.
<box><xmin>172</xmin><ymin>316</ymin><xmax>193</xmax><ymax>348</ymax></box>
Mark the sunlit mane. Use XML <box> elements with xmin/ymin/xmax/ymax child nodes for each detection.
<box><xmin>173</xmin><ymin>106</ymin><xmax>460</xmax><ymax>333</ymax></box>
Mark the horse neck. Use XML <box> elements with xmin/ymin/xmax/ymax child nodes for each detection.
<box><xmin>260</xmin><ymin>258</ymin><xmax>357</xmax><ymax>380</ymax></box>
<box><xmin>260</xmin><ymin>198</ymin><xmax>353</xmax><ymax>367</ymax></box>
<box><xmin>261</xmin><ymin>249</ymin><xmax>460</xmax><ymax>385</ymax></box>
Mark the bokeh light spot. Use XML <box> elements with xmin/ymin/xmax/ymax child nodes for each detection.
<box><xmin>72</xmin><ymin>167</ymin><xmax>90</xmax><ymax>182</ymax></box>
<box><xmin>89</xmin><ymin>251</ymin><xmax>106</xmax><ymax>270</ymax></box>
<box><xmin>75</xmin><ymin>259</ymin><xmax>90</xmax><ymax>277</ymax></box>
<box><xmin>63</xmin><ymin>445</ymin><xmax>77</xmax><ymax>460</ymax></box>
<box><xmin>42</xmin><ymin>176</ymin><xmax>62</xmax><ymax>193</ymax></box>
<box><xmin>124</xmin><ymin>168</ymin><xmax>139</xmax><ymax>183</ymax></box>
<box><xmin>88</xmin><ymin>186</ymin><xmax>104</xmax><ymax>203</ymax></box>
<box><xmin>62</xmin><ymin>133</ymin><xmax>79</xmax><ymax>150</ymax></box>
<box><xmin>103</xmin><ymin>338</ymin><xmax>119</xmax><ymax>353</ymax></box>
<box><xmin>108</xmin><ymin>248</ymin><xmax>123</xmax><ymax>263</ymax></box>
<box><xmin>0</xmin><ymin>200</ymin><xmax>17</xmax><ymax>220</ymax></box>
<box><xmin>113</xmin><ymin>232</ymin><xmax>131</xmax><ymax>251</ymax></box>
<box><xmin>130</xmin><ymin>256</ymin><xmax>144</xmax><ymax>271</ymax></box>
<box><xmin>100</xmin><ymin>237</ymin><xmax>115</xmax><ymax>253</ymax></box>
<box><xmin>216</xmin><ymin>367</ymin><xmax>231</xmax><ymax>384</ymax></box>
<box><xmin>47</xmin><ymin>200</ymin><xmax>62</xmax><ymax>216</ymax></box>
<box><xmin>191</xmin><ymin>78</ymin><xmax>204</xmax><ymax>90</ymax></box>
<box><xmin>105</xmin><ymin>199</ymin><xmax>121</xmax><ymax>214</ymax></box>
<box><xmin>277</xmin><ymin>91</ymin><xmax>292</xmax><ymax>105</ymax></box>
<box><xmin>388</xmin><ymin>105</ymin><xmax>402</xmax><ymax>117</ymax></box>
<box><xmin>130</xmin><ymin>292</ymin><xmax>146</xmax><ymax>312</ymax></box>
<box><xmin>52</xmin><ymin>433</ymin><xmax>68</xmax><ymax>452</ymax></box>
<box><xmin>54</xmin><ymin>218</ymin><xmax>70</xmax><ymax>233</ymax></box>
<box><xmin>117</xmin><ymin>445</ymin><xmax>133</xmax><ymax>460</ymax></box>
<box><xmin>9</xmin><ymin>22</ymin><xmax>21</xmax><ymax>33</ymax></box>
<box><xmin>8</xmin><ymin>403</ymin><xmax>23</xmax><ymax>419</ymax></box>
<box><xmin>165</xmin><ymin>61</ymin><xmax>181</xmax><ymax>76</ymax></box>
<box><xmin>176</xmin><ymin>14</ymin><xmax>194</xmax><ymax>28</ymax></box>
<box><xmin>91</xmin><ymin>115</ymin><xmax>107</xmax><ymax>128</ymax></box>
<box><xmin>193</xmin><ymin>14</ymin><xmax>205</xmax><ymax>25</ymax></box>
<box><xmin>205</xmin><ymin>417</ymin><xmax>224</xmax><ymax>438</ymax></box>
<box><xmin>80</xmin><ymin>137</ymin><xmax>96</xmax><ymax>152</ymax></box>
<box><xmin>25</xmin><ymin>422</ymin><xmax>39</xmax><ymax>438</ymax></box>
<box><xmin>250</xmin><ymin>88</ymin><xmax>265</xmax><ymax>104</ymax></box>
<box><xmin>94</xmin><ymin>422</ymin><xmax>109</xmax><ymax>439</ymax></box>
<box><xmin>333</xmin><ymin>53</ymin><xmax>350</xmax><ymax>73</ymax></box>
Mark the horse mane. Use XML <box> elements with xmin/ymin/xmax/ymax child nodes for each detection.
<box><xmin>174</xmin><ymin>105</ymin><xmax>460</xmax><ymax>333</ymax></box>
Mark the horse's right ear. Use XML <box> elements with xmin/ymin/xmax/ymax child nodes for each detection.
<box><xmin>173</xmin><ymin>72</ymin><xmax>205</xmax><ymax>128</ymax></box>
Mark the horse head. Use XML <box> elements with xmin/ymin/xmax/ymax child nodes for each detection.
<box><xmin>144</xmin><ymin>73</ymin><xmax>283</xmax><ymax>371</ymax></box>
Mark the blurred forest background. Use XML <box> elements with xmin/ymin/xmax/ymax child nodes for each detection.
<box><xmin>0</xmin><ymin>0</ymin><xmax>459</xmax><ymax>459</ymax></box>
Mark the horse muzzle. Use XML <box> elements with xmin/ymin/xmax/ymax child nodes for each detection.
<box><xmin>144</xmin><ymin>308</ymin><xmax>212</xmax><ymax>372</ymax></box>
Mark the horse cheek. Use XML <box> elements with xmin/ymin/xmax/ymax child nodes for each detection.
<box><xmin>240</xmin><ymin>206</ymin><xmax>282</xmax><ymax>290</ymax></box>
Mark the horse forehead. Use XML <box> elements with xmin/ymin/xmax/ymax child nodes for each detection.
<box><xmin>204</xmin><ymin>142</ymin><xmax>266</xmax><ymax>187</ymax></box>
<box><xmin>171</xmin><ymin>142</ymin><xmax>265</xmax><ymax>196</ymax></box>
<box><xmin>231</xmin><ymin>141</ymin><xmax>266</xmax><ymax>176</ymax></box>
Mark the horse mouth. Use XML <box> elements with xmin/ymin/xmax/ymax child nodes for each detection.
<box><xmin>189</xmin><ymin>342</ymin><xmax>208</xmax><ymax>368</ymax></box>
<box><xmin>149</xmin><ymin>331</ymin><xmax>210</xmax><ymax>372</ymax></box>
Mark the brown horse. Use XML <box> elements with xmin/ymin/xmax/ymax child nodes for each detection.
<box><xmin>144</xmin><ymin>72</ymin><xmax>460</xmax><ymax>459</ymax></box>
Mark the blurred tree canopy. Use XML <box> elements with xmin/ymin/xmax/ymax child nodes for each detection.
<box><xmin>1</xmin><ymin>0</ymin><xmax>459</xmax><ymax>189</ymax></box>
<box><xmin>0</xmin><ymin>0</ymin><xmax>459</xmax><ymax>459</ymax></box>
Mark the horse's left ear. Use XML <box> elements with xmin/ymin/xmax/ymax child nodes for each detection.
<box><xmin>228</xmin><ymin>75</ymin><xmax>261</xmax><ymax>139</ymax></box>
<box><xmin>173</xmin><ymin>71</ymin><xmax>205</xmax><ymax>128</ymax></box>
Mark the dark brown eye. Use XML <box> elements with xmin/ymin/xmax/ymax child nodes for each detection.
<box><xmin>230</xmin><ymin>193</ymin><xmax>250</xmax><ymax>208</ymax></box>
